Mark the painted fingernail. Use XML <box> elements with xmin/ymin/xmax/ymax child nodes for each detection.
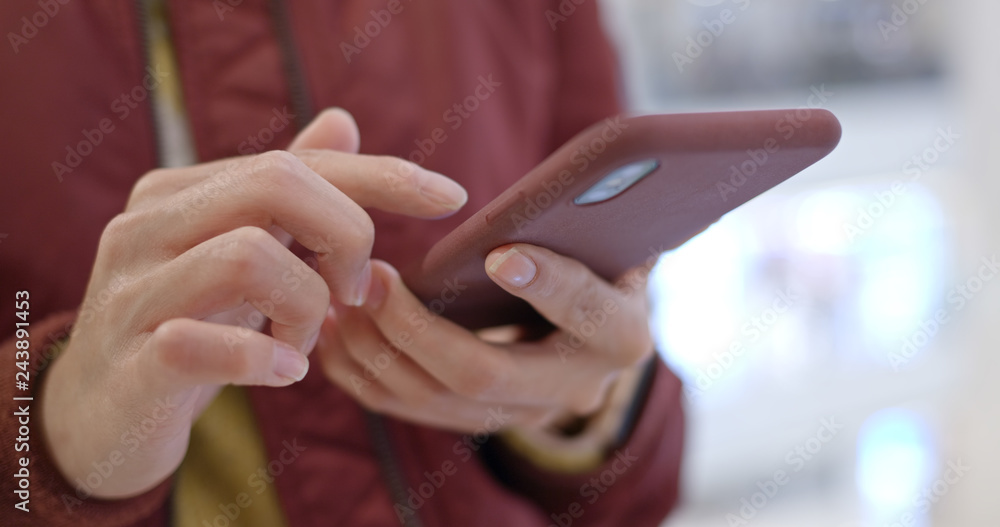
<box><xmin>421</xmin><ymin>172</ymin><xmax>468</xmax><ymax>209</ymax></box>
<box><xmin>487</xmin><ymin>247</ymin><xmax>536</xmax><ymax>288</ymax></box>
<box><xmin>351</xmin><ymin>261</ymin><xmax>373</xmax><ymax>307</ymax></box>
<box><xmin>364</xmin><ymin>271</ymin><xmax>387</xmax><ymax>310</ymax></box>
<box><xmin>273</xmin><ymin>342</ymin><xmax>309</xmax><ymax>382</ymax></box>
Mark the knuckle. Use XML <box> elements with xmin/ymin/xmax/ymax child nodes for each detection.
<box><xmin>291</xmin><ymin>149</ymin><xmax>320</xmax><ymax>164</ymax></box>
<box><xmin>212</xmin><ymin>158</ymin><xmax>253</xmax><ymax>190</ymax></box>
<box><xmin>391</xmin><ymin>157</ymin><xmax>421</xmax><ymax>177</ymax></box>
<box><xmin>231</xmin><ymin>224</ymin><xmax>275</xmax><ymax>248</ymax></box>
<box><xmin>149</xmin><ymin>320</ymin><xmax>201</xmax><ymax>375</ymax></box>
<box><xmin>97</xmin><ymin>213</ymin><xmax>143</xmax><ymax>261</ymax></box>
<box><xmin>453</xmin><ymin>362</ymin><xmax>504</xmax><ymax>401</ymax></box>
<box><xmin>214</xmin><ymin>226</ymin><xmax>275</xmax><ymax>278</ymax></box>
<box><xmin>149</xmin><ymin>319</ymin><xmax>190</xmax><ymax>352</ymax></box>
<box><xmin>255</xmin><ymin>150</ymin><xmax>304</xmax><ymax>175</ymax></box>
<box><xmin>250</xmin><ymin>151</ymin><xmax>309</xmax><ymax>192</ymax></box>
<box><xmin>340</xmin><ymin>212</ymin><xmax>375</xmax><ymax>255</ymax></box>
<box><xmin>308</xmin><ymin>277</ymin><xmax>332</xmax><ymax>313</ymax></box>
<box><xmin>355</xmin><ymin>213</ymin><xmax>376</xmax><ymax>249</ymax></box>
<box><xmin>531</xmin><ymin>258</ymin><xmax>565</xmax><ymax>299</ymax></box>
<box><xmin>127</xmin><ymin>168</ymin><xmax>170</xmax><ymax>208</ymax></box>
<box><xmin>100</xmin><ymin>213</ymin><xmax>135</xmax><ymax>244</ymax></box>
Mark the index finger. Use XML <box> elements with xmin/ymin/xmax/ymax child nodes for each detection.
<box><xmin>129</xmin><ymin>150</ymin><xmax>468</xmax><ymax>219</ymax></box>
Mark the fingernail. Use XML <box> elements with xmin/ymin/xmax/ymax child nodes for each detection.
<box><xmin>351</xmin><ymin>261</ymin><xmax>372</xmax><ymax>307</ymax></box>
<box><xmin>487</xmin><ymin>247</ymin><xmax>536</xmax><ymax>288</ymax></box>
<box><xmin>273</xmin><ymin>342</ymin><xmax>309</xmax><ymax>382</ymax></box>
<box><xmin>364</xmin><ymin>271</ymin><xmax>387</xmax><ymax>310</ymax></box>
<box><xmin>421</xmin><ymin>172</ymin><xmax>468</xmax><ymax>209</ymax></box>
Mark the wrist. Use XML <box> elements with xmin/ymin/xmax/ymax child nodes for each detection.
<box><xmin>500</xmin><ymin>356</ymin><xmax>655</xmax><ymax>473</ymax></box>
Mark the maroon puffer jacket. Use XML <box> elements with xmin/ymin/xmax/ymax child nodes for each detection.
<box><xmin>0</xmin><ymin>0</ymin><xmax>684</xmax><ymax>525</ymax></box>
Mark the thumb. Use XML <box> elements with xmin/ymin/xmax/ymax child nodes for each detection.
<box><xmin>289</xmin><ymin>107</ymin><xmax>361</xmax><ymax>153</ymax></box>
<box><xmin>485</xmin><ymin>243</ymin><xmax>651</xmax><ymax>361</ymax></box>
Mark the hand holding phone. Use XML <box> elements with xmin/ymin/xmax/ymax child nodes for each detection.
<box><xmin>403</xmin><ymin>110</ymin><xmax>842</xmax><ymax>329</ymax></box>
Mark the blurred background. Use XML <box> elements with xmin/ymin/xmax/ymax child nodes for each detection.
<box><xmin>596</xmin><ymin>0</ymin><xmax>999</xmax><ymax>525</ymax></box>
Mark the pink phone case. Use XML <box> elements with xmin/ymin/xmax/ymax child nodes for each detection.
<box><xmin>402</xmin><ymin>110</ymin><xmax>842</xmax><ymax>329</ymax></box>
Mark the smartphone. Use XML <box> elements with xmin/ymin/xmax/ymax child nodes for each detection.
<box><xmin>401</xmin><ymin>110</ymin><xmax>842</xmax><ymax>329</ymax></box>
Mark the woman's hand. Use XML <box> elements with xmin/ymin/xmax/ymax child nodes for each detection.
<box><xmin>41</xmin><ymin>109</ymin><xmax>468</xmax><ymax>499</ymax></box>
<box><xmin>317</xmin><ymin>243</ymin><xmax>654</xmax><ymax>437</ymax></box>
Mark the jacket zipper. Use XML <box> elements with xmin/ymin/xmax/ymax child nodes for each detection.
<box><xmin>268</xmin><ymin>0</ymin><xmax>314</xmax><ymax>131</ymax></box>
<box><xmin>133</xmin><ymin>0</ymin><xmax>163</xmax><ymax>167</ymax></box>
<box><xmin>366</xmin><ymin>412</ymin><xmax>426</xmax><ymax>527</ymax></box>
<box><xmin>266</xmin><ymin>3</ymin><xmax>424</xmax><ymax>524</ymax></box>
